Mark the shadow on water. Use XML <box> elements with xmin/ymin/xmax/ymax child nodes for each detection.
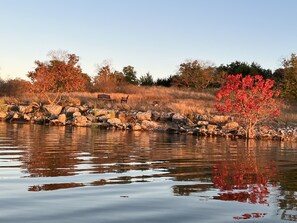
<box><xmin>1</xmin><ymin>122</ymin><xmax>297</xmax><ymax>222</ymax></box>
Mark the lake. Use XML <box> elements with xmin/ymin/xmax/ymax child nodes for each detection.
<box><xmin>0</xmin><ymin>122</ymin><xmax>297</xmax><ymax>223</ymax></box>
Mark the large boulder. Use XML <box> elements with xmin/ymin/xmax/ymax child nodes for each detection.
<box><xmin>86</xmin><ymin>114</ymin><xmax>96</xmax><ymax>122</ymax></box>
<box><xmin>207</xmin><ymin>124</ymin><xmax>217</xmax><ymax>134</ymax></box>
<box><xmin>58</xmin><ymin>114</ymin><xmax>66</xmax><ymax>125</ymax></box>
<box><xmin>33</xmin><ymin>112</ymin><xmax>46</xmax><ymax>124</ymax></box>
<box><xmin>23</xmin><ymin>114</ymin><xmax>31</xmax><ymax>121</ymax></box>
<box><xmin>159</xmin><ymin>112</ymin><xmax>174</xmax><ymax>121</ymax></box>
<box><xmin>50</xmin><ymin>114</ymin><xmax>66</xmax><ymax>126</ymax></box>
<box><xmin>8</xmin><ymin>105</ymin><xmax>19</xmax><ymax>112</ymax></box>
<box><xmin>141</xmin><ymin>120</ymin><xmax>159</xmax><ymax>131</ymax></box>
<box><xmin>151</xmin><ymin>111</ymin><xmax>160</xmax><ymax>121</ymax></box>
<box><xmin>136</xmin><ymin>111</ymin><xmax>151</xmax><ymax>121</ymax></box>
<box><xmin>66</xmin><ymin>106</ymin><xmax>80</xmax><ymax>114</ymax></box>
<box><xmin>73</xmin><ymin>116</ymin><xmax>91</xmax><ymax>127</ymax></box>
<box><xmin>73</xmin><ymin>111</ymin><xmax>81</xmax><ymax>118</ymax></box>
<box><xmin>98</xmin><ymin>113</ymin><xmax>111</xmax><ymax>122</ymax></box>
<box><xmin>172</xmin><ymin>113</ymin><xmax>185</xmax><ymax>123</ymax></box>
<box><xmin>18</xmin><ymin>105</ymin><xmax>34</xmax><ymax>114</ymax></box>
<box><xmin>79</xmin><ymin>105</ymin><xmax>89</xmax><ymax>113</ymax></box>
<box><xmin>44</xmin><ymin>105</ymin><xmax>63</xmax><ymax>116</ymax></box>
<box><xmin>197</xmin><ymin>121</ymin><xmax>209</xmax><ymax>126</ymax></box>
<box><xmin>107</xmin><ymin>118</ymin><xmax>122</xmax><ymax>126</ymax></box>
<box><xmin>5</xmin><ymin>112</ymin><xmax>19</xmax><ymax>121</ymax></box>
<box><xmin>18</xmin><ymin>106</ymin><xmax>27</xmax><ymax>114</ymax></box>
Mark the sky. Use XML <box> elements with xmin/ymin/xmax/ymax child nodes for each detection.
<box><xmin>0</xmin><ymin>0</ymin><xmax>297</xmax><ymax>80</ymax></box>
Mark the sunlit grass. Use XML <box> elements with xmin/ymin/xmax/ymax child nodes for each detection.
<box><xmin>6</xmin><ymin>85</ymin><xmax>297</xmax><ymax>124</ymax></box>
<box><xmin>279</xmin><ymin>101</ymin><xmax>297</xmax><ymax>126</ymax></box>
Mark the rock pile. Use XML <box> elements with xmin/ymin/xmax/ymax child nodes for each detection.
<box><xmin>0</xmin><ymin>103</ymin><xmax>296</xmax><ymax>141</ymax></box>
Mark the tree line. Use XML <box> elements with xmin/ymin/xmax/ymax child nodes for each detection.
<box><xmin>1</xmin><ymin>51</ymin><xmax>297</xmax><ymax>101</ymax></box>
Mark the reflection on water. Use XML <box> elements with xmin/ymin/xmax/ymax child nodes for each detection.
<box><xmin>212</xmin><ymin>148</ymin><xmax>277</xmax><ymax>205</ymax></box>
<box><xmin>1</xmin><ymin>122</ymin><xmax>297</xmax><ymax>222</ymax></box>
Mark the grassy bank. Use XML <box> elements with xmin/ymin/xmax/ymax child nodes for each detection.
<box><xmin>1</xmin><ymin>85</ymin><xmax>296</xmax><ymax>125</ymax></box>
<box><xmin>69</xmin><ymin>86</ymin><xmax>217</xmax><ymax>115</ymax></box>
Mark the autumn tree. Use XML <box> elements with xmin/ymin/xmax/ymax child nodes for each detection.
<box><xmin>215</xmin><ymin>74</ymin><xmax>281</xmax><ymax>138</ymax></box>
<box><xmin>93</xmin><ymin>65</ymin><xmax>125</xmax><ymax>92</ymax></box>
<box><xmin>175</xmin><ymin>60</ymin><xmax>214</xmax><ymax>89</ymax></box>
<box><xmin>282</xmin><ymin>53</ymin><xmax>297</xmax><ymax>99</ymax></box>
<box><xmin>27</xmin><ymin>53</ymin><xmax>89</xmax><ymax>105</ymax></box>
<box><xmin>122</xmin><ymin>65</ymin><xmax>138</xmax><ymax>85</ymax></box>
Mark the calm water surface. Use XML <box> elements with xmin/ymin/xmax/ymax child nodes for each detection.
<box><xmin>0</xmin><ymin>122</ymin><xmax>297</xmax><ymax>223</ymax></box>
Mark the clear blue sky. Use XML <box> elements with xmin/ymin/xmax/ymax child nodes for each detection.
<box><xmin>0</xmin><ymin>0</ymin><xmax>297</xmax><ymax>80</ymax></box>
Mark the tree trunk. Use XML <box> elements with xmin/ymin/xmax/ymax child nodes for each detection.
<box><xmin>246</xmin><ymin>126</ymin><xmax>255</xmax><ymax>139</ymax></box>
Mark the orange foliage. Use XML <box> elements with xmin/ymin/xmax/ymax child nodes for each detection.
<box><xmin>27</xmin><ymin>54</ymin><xmax>89</xmax><ymax>105</ymax></box>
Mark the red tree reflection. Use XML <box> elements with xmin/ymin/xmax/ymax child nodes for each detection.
<box><xmin>212</xmin><ymin>149</ymin><xmax>277</xmax><ymax>205</ymax></box>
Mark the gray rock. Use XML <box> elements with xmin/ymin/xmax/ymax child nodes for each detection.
<box><xmin>23</xmin><ymin>114</ymin><xmax>31</xmax><ymax>121</ymax></box>
<box><xmin>141</xmin><ymin>120</ymin><xmax>159</xmax><ymax>130</ymax></box>
<box><xmin>136</xmin><ymin>111</ymin><xmax>151</xmax><ymax>121</ymax></box>
<box><xmin>49</xmin><ymin>114</ymin><xmax>66</xmax><ymax>126</ymax></box>
<box><xmin>107</xmin><ymin>118</ymin><xmax>122</xmax><ymax>126</ymax></box>
<box><xmin>207</xmin><ymin>124</ymin><xmax>217</xmax><ymax>133</ymax></box>
<box><xmin>19</xmin><ymin>105</ymin><xmax>27</xmax><ymax>113</ymax></box>
<box><xmin>34</xmin><ymin>116</ymin><xmax>45</xmax><ymax>124</ymax></box>
<box><xmin>172</xmin><ymin>113</ymin><xmax>184</xmax><ymax>123</ymax></box>
<box><xmin>79</xmin><ymin>105</ymin><xmax>89</xmax><ymax>112</ymax></box>
<box><xmin>8</xmin><ymin>105</ymin><xmax>19</xmax><ymax>112</ymax></box>
<box><xmin>73</xmin><ymin>111</ymin><xmax>81</xmax><ymax>118</ymax></box>
<box><xmin>184</xmin><ymin>118</ymin><xmax>195</xmax><ymax>126</ymax></box>
<box><xmin>12</xmin><ymin>112</ymin><xmax>19</xmax><ymax>120</ymax></box>
<box><xmin>197</xmin><ymin>121</ymin><xmax>209</xmax><ymax>126</ymax></box>
<box><xmin>98</xmin><ymin>114</ymin><xmax>111</xmax><ymax>121</ymax></box>
<box><xmin>66</xmin><ymin>106</ymin><xmax>80</xmax><ymax>114</ymax></box>
<box><xmin>49</xmin><ymin>115</ymin><xmax>59</xmax><ymax>120</ymax></box>
<box><xmin>6</xmin><ymin>112</ymin><xmax>19</xmax><ymax>121</ymax></box>
<box><xmin>86</xmin><ymin>114</ymin><xmax>96</xmax><ymax>122</ymax></box>
<box><xmin>151</xmin><ymin>111</ymin><xmax>161</xmax><ymax>121</ymax></box>
<box><xmin>44</xmin><ymin>105</ymin><xmax>63</xmax><ymax>116</ymax></box>
<box><xmin>73</xmin><ymin>116</ymin><xmax>92</xmax><ymax>127</ymax></box>
<box><xmin>160</xmin><ymin>112</ymin><xmax>174</xmax><ymax>121</ymax></box>
<box><xmin>18</xmin><ymin>105</ymin><xmax>34</xmax><ymax>114</ymax></box>
<box><xmin>58</xmin><ymin>114</ymin><xmax>66</xmax><ymax>124</ymax></box>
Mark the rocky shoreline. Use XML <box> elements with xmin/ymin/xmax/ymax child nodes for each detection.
<box><xmin>1</xmin><ymin>103</ymin><xmax>297</xmax><ymax>141</ymax></box>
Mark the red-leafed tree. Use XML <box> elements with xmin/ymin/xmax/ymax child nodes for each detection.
<box><xmin>27</xmin><ymin>53</ymin><xmax>90</xmax><ymax>105</ymax></box>
<box><xmin>215</xmin><ymin>74</ymin><xmax>281</xmax><ymax>138</ymax></box>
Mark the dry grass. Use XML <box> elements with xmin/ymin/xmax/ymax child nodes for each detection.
<box><xmin>278</xmin><ymin>101</ymin><xmax>297</xmax><ymax>126</ymax></box>
<box><xmin>60</xmin><ymin>86</ymin><xmax>217</xmax><ymax>115</ymax></box>
<box><xmin>6</xmin><ymin>85</ymin><xmax>297</xmax><ymax>124</ymax></box>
